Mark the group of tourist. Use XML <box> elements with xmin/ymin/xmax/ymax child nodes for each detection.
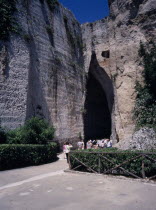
<box><xmin>77</xmin><ymin>139</ymin><xmax>112</xmax><ymax>150</ymax></box>
<box><xmin>63</xmin><ymin>139</ymin><xmax>112</xmax><ymax>163</ymax></box>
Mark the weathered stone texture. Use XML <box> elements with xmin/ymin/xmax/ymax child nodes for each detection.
<box><xmin>117</xmin><ymin>127</ymin><xmax>156</xmax><ymax>150</ymax></box>
<box><xmin>0</xmin><ymin>0</ymin><xmax>85</xmax><ymax>141</ymax></box>
<box><xmin>0</xmin><ymin>0</ymin><xmax>155</xmax><ymax>146</ymax></box>
<box><xmin>0</xmin><ymin>37</ymin><xmax>30</xmax><ymax>129</ymax></box>
<box><xmin>82</xmin><ymin>0</ymin><xmax>156</xmax><ymax>143</ymax></box>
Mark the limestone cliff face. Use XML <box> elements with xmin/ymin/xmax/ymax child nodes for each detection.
<box><xmin>82</xmin><ymin>0</ymin><xmax>156</xmax><ymax>143</ymax></box>
<box><xmin>0</xmin><ymin>0</ymin><xmax>85</xmax><ymax>141</ymax></box>
<box><xmin>0</xmin><ymin>0</ymin><xmax>155</xmax><ymax>144</ymax></box>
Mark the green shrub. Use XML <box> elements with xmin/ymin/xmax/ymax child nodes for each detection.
<box><xmin>69</xmin><ymin>149</ymin><xmax>156</xmax><ymax>178</ymax></box>
<box><xmin>134</xmin><ymin>83</ymin><xmax>156</xmax><ymax>129</ymax></box>
<box><xmin>45</xmin><ymin>25</ymin><xmax>52</xmax><ymax>33</ymax></box>
<box><xmin>0</xmin><ymin>143</ymin><xmax>57</xmax><ymax>170</ymax></box>
<box><xmin>139</xmin><ymin>42</ymin><xmax>156</xmax><ymax>96</ymax></box>
<box><xmin>134</xmin><ymin>42</ymin><xmax>156</xmax><ymax>130</ymax></box>
<box><xmin>45</xmin><ymin>25</ymin><xmax>54</xmax><ymax>46</ymax></box>
<box><xmin>63</xmin><ymin>16</ymin><xmax>76</xmax><ymax>50</ymax></box>
<box><xmin>0</xmin><ymin>127</ymin><xmax>7</xmax><ymax>144</ymax></box>
<box><xmin>7</xmin><ymin>127</ymin><xmax>25</xmax><ymax>144</ymax></box>
<box><xmin>46</xmin><ymin>0</ymin><xmax>59</xmax><ymax>11</ymax></box>
<box><xmin>6</xmin><ymin>117</ymin><xmax>55</xmax><ymax>145</ymax></box>
<box><xmin>0</xmin><ymin>0</ymin><xmax>18</xmax><ymax>40</ymax></box>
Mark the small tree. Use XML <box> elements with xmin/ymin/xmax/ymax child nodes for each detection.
<box><xmin>7</xmin><ymin>117</ymin><xmax>55</xmax><ymax>144</ymax></box>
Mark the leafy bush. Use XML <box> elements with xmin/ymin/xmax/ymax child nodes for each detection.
<box><xmin>134</xmin><ymin>42</ymin><xmax>156</xmax><ymax>129</ymax></box>
<box><xmin>6</xmin><ymin>128</ymin><xmax>23</xmax><ymax>144</ymax></box>
<box><xmin>69</xmin><ymin>149</ymin><xmax>156</xmax><ymax>178</ymax></box>
<box><xmin>46</xmin><ymin>0</ymin><xmax>59</xmax><ymax>11</ymax></box>
<box><xmin>139</xmin><ymin>42</ymin><xmax>156</xmax><ymax>96</ymax></box>
<box><xmin>0</xmin><ymin>143</ymin><xmax>57</xmax><ymax>170</ymax></box>
<box><xmin>45</xmin><ymin>24</ymin><xmax>54</xmax><ymax>46</ymax></box>
<box><xmin>0</xmin><ymin>0</ymin><xmax>18</xmax><ymax>40</ymax></box>
<box><xmin>0</xmin><ymin>127</ymin><xmax>7</xmax><ymax>144</ymax></box>
<box><xmin>7</xmin><ymin>117</ymin><xmax>55</xmax><ymax>145</ymax></box>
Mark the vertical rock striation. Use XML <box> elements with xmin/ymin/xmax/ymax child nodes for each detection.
<box><xmin>0</xmin><ymin>0</ymin><xmax>155</xmax><ymax>146</ymax></box>
<box><xmin>82</xmin><ymin>0</ymin><xmax>156</xmax><ymax>143</ymax></box>
<box><xmin>0</xmin><ymin>0</ymin><xmax>85</xmax><ymax>142</ymax></box>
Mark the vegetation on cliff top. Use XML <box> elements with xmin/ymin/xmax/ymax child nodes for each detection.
<box><xmin>0</xmin><ymin>0</ymin><xmax>59</xmax><ymax>41</ymax></box>
<box><xmin>40</xmin><ymin>0</ymin><xmax>59</xmax><ymax>9</ymax></box>
<box><xmin>134</xmin><ymin>42</ymin><xmax>156</xmax><ymax>130</ymax></box>
<box><xmin>46</xmin><ymin>0</ymin><xmax>59</xmax><ymax>11</ymax></box>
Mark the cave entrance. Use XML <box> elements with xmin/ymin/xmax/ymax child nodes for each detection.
<box><xmin>84</xmin><ymin>52</ymin><xmax>114</xmax><ymax>141</ymax></box>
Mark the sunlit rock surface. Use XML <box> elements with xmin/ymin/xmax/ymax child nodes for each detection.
<box><xmin>82</xmin><ymin>0</ymin><xmax>156</xmax><ymax>144</ymax></box>
<box><xmin>0</xmin><ymin>0</ymin><xmax>85</xmax><ymax>143</ymax></box>
<box><xmin>0</xmin><ymin>0</ymin><xmax>156</xmax><ymax>146</ymax></box>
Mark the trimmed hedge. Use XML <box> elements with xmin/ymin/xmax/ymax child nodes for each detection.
<box><xmin>0</xmin><ymin>143</ymin><xmax>58</xmax><ymax>170</ymax></box>
<box><xmin>69</xmin><ymin>149</ymin><xmax>156</xmax><ymax>179</ymax></box>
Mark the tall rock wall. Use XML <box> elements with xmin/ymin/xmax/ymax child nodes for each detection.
<box><xmin>0</xmin><ymin>0</ymin><xmax>155</xmax><ymax>145</ymax></box>
<box><xmin>82</xmin><ymin>0</ymin><xmax>156</xmax><ymax>143</ymax></box>
<box><xmin>0</xmin><ymin>0</ymin><xmax>85</xmax><ymax>142</ymax></box>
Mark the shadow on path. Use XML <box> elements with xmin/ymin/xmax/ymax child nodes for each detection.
<box><xmin>0</xmin><ymin>153</ymin><xmax>68</xmax><ymax>189</ymax></box>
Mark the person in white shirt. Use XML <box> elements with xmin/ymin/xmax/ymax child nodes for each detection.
<box><xmin>104</xmin><ymin>139</ymin><xmax>108</xmax><ymax>148</ymax></box>
<box><xmin>63</xmin><ymin>142</ymin><xmax>67</xmax><ymax>159</ymax></box>
<box><xmin>87</xmin><ymin>140</ymin><xmax>92</xmax><ymax>149</ymax></box>
<box><xmin>64</xmin><ymin>142</ymin><xmax>73</xmax><ymax>163</ymax></box>
<box><xmin>100</xmin><ymin>140</ymin><xmax>105</xmax><ymax>148</ymax></box>
<box><xmin>77</xmin><ymin>140</ymin><xmax>84</xmax><ymax>150</ymax></box>
<box><xmin>106</xmin><ymin>139</ymin><xmax>112</xmax><ymax>148</ymax></box>
<box><xmin>97</xmin><ymin>140</ymin><xmax>101</xmax><ymax>148</ymax></box>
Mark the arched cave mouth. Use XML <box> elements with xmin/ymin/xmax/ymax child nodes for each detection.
<box><xmin>83</xmin><ymin>52</ymin><xmax>114</xmax><ymax>141</ymax></box>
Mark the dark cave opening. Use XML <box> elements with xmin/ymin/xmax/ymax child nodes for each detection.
<box><xmin>83</xmin><ymin>51</ymin><xmax>114</xmax><ymax>141</ymax></box>
<box><xmin>84</xmin><ymin>71</ymin><xmax>112</xmax><ymax>140</ymax></box>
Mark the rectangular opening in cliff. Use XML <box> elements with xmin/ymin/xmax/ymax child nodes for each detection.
<box><xmin>83</xmin><ymin>52</ymin><xmax>114</xmax><ymax>141</ymax></box>
<box><xmin>102</xmin><ymin>50</ymin><xmax>110</xmax><ymax>58</ymax></box>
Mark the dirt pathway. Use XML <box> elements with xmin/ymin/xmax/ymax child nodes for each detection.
<box><xmin>0</xmin><ymin>153</ymin><xmax>156</xmax><ymax>210</ymax></box>
<box><xmin>0</xmin><ymin>153</ymin><xmax>68</xmax><ymax>188</ymax></box>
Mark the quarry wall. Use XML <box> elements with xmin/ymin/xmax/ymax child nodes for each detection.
<box><xmin>82</xmin><ymin>0</ymin><xmax>156</xmax><ymax>143</ymax></box>
<box><xmin>0</xmin><ymin>0</ymin><xmax>85</xmax><ymax>142</ymax></box>
<box><xmin>0</xmin><ymin>0</ymin><xmax>156</xmax><ymax>145</ymax></box>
